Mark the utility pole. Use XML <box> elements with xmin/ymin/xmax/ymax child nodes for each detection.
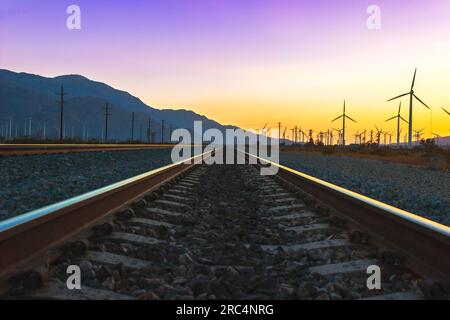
<box><xmin>161</xmin><ymin>120</ymin><xmax>165</xmax><ymax>143</ymax></box>
<box><xmin>294</xmin><ymin>125</ymin><xmax>298</xmax><ymax>144</ymax></box>
<box><xmin>278</xmin><ymin>122</ymin><xmax>281</xmax><ymax>141</ymax></box>
<box><xmin>83</xmin><ymin>125</ymin><xmax>90</xmax><ymax>141</ymax></box>
<box><xmin>43</xmin><ymin>121</ymin><xmax>47</xmax><ymax>140</ymax></box>
<box><xmin>130</xmin><ymin>112</ymin><xmax>135</xmax><ymax>142</ymax></box>
<box><xmin>56</xmin><ymin>86</ymin><xmax>69</xmax><ymax>141</ymax></box>
<box><xmin>147</xmin><ymin>118</ymin><xmax>152</xmax><ymax>144</ymax></box>
<box><xmin>169</xmin><ymin>124</ymin><xmax>173</xmax><ymax>143</ymax></box>
<box><xmin>104</xmin><ymin>103</ymin><xmax>110</xmax><ymax>143</ymax></box>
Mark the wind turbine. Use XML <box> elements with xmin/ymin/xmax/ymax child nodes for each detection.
<box><xmin>308</xmin><ymin>129</ymin><xmax>314</xmax><ymax>144</ymax></box>
<box><xmin>385</xmin><ymin>101</ymin><xmax>408</xmax><ymax>146</ymax></box>
<box><xmin>331</xmin><ymin>100</ymin><xmax>356</xmax><ymax>146</ymax></box>
<box><xmin>374</xmin><ymin>125</ymin><xmax>384</xmax><ymax>145</ymax></box>
<box><xmin>387</xmin><ymin>132</ymin><xmax>393</xmax><ymax>145</ymax></box>
<box><xmin>432</xmin><ymin>132</ymin><xmax>441</xmax><ymax>138</ymax></box>
<box><xmin>387</xmin><ymin>68</ymin><xmax>431</xmax><ymax>148</ymax></box>
<box><xmin>332</xmin><ymin>128</ymin><xmax>343</xmax><ymax>145</ymax></box>
<box><xmin>358</xmin><ymin>130</ymin><xmax>367</xmax><ymax>145</ymax></box>
<box><xmin>413</xmin><ymin>128</ymin><xmax>425</xmax><ymax>144</ymax></box>
<box><xmin>261</xmin><ymin>122</ymin><xmax>268</xmax><ymax>134</ymax></box>
<box><xmin>300</xmin><ymin>129</ymin><xmax>307</xmax><ymax>143</ymax></box>
<box><xmin>353</xmin><ymin>130</ymin><xmax>359</xmax><ymax>144</ymax></box>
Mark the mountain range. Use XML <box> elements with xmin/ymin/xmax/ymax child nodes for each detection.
<box><xmin>0</xmin><ymin>69</ymin><xmax>236</xmax><ymax>142</ymax></box>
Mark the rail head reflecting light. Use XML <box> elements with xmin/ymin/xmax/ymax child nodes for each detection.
<box><xmin>246</xmin><ymin>151</ymin><xmax>450</xmax><ymax>238</ymax></box>
<box><xmin>0</xmin><ymin>152</ymin><xmax>209</xmax><ymax>234</ymax></box>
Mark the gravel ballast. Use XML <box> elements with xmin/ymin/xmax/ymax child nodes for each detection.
<box><xmin>2</xmin><ymin>149</ymin><xmax>449</xmax><ymax>227</ymax></box>
<box><xmin>35</xmin><ymin>164</ymin><xmax>420</xmax><ymax>300</ymax></box>
<box><xmin>280</xmin><ymin>152</ymin><xmax>450</xmax><ymax>225</ymax></box>
<box><xmin>0</xmin><ymin>149</ymin><xmax>173</xmax><ymax>219</ymax></box>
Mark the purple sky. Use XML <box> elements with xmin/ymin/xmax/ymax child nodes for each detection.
<box><xmin>1</xmin><ymin>0</ymin><xmax>450</xmax><ymax>134</ymax></box>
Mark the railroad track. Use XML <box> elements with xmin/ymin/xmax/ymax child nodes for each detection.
<box><xmin>0</xmin><ymin>151</ymin><xmax>449</xmax><ymax>299</ymax></box>
<box><xmin>0</xmin><ymin>144</ymin><xmax>173</xmax><ymax>156</ymax></box>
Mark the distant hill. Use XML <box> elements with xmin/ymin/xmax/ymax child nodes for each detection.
<box><xmin>0</xmin><ymin>69</ymin><xmax>237</xmax><ymax>141</ymax></box>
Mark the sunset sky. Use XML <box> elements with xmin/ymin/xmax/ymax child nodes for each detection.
<box><xmin>1</xmin><ymin>0</ymin><xmax>450</xmax><ymax>138</ymax></box>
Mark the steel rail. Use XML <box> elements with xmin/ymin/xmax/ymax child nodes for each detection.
<box><xmin>0</xmin><ymin>151</ymin><xmax>209</xmax><ymax>281</ymax></box>
<box><xmin>0</xmin><ymin>144</ymin><xmax>175</xmax><ymax>156</ymax></box>
<box><xmin>246</xmin><ymin>151</ymin><xmax>450</xmax><ymax>285</ymax></box>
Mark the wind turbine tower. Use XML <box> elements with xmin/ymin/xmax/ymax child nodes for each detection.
<box><xmin>387</xmin><ymin>68</ymin><xmax>431</xmax><ymax>148</ymax></box>
<box><xmin>331</xmin><ymin>100</ymin><xmax>356</xmax><ymax>146</ymax></box>
<box><xmin>385</xmin><ymin>101</ymin><xmax>408</xmax><ymax>146</ymax></box>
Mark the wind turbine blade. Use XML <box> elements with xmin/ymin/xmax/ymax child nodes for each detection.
<box><xmin>387</xmin><ymin>92</ymin><xmax>409</xmax><ymax>102</ymax></box>
<box><xmin>385</xmin><ymin>116</ymin><xmax>397</xmax><ymax>122</ymax></box>
<box><xmin>331</xmin><ymin>115</ymin><xmax>343</xmax><ymax>122</ymax></box>
<box><xmin>442</xmin><ymin>107</ymin><xmax>450</xmax><ymax>116</ymax></box>
<box><xmin>398</xmin><ymin>101</ymin><xmax>402</xmax><ymax>114</ymax></box>
<box><xmin>411</xmin><ymin>68</ymin><xmax>417</xmax><ymax>90</ymax></box>
<box><xmin>413</xmin><ymin>94</ymin><xmax>430</xmax><ymax>109</ymax></box>
<box><xmin>345</xmin><ymin>115</ymin><xmax>357</xmax><ymax>123</ymax></box>
<box><xmin>400</xmin><ymin>116</ymin><xmax>408</xmax><ymax>124</ymax></box>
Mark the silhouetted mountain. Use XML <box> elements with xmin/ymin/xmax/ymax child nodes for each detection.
<box><xmin>0</xmin><ymin>69</ymin><xmax>237</xmax><ymax>141</ymax></box>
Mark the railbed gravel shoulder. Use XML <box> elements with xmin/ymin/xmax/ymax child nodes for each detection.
<box><xmin>0</xmin><ymin>149</ymin><xmax>173</xmax><ymax>219</ymax></box>
<box><xmin>280</xmin><ymin>152</ymin><xmax>450</xmax><ymax>226</ymax></box>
